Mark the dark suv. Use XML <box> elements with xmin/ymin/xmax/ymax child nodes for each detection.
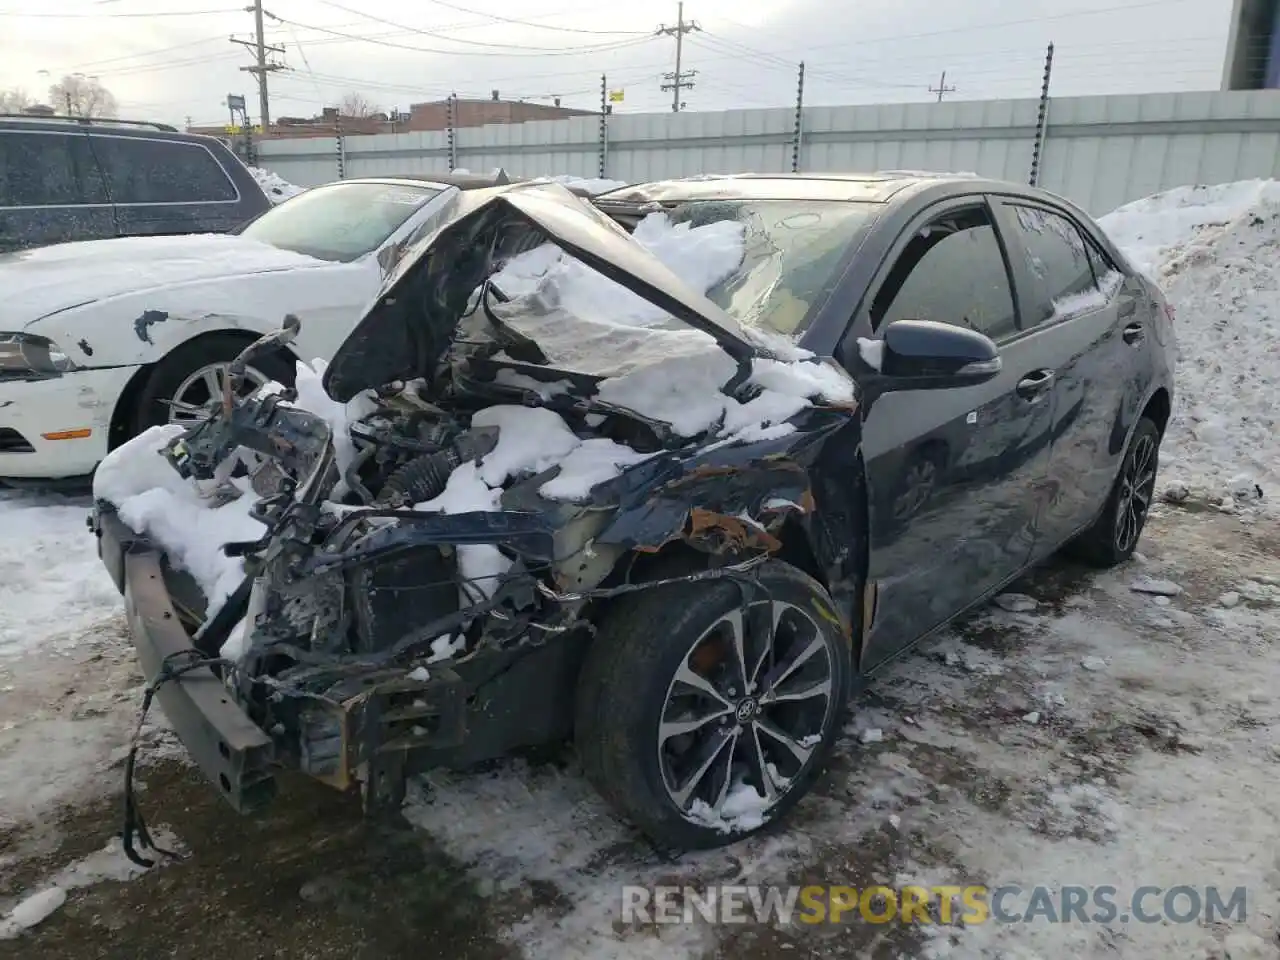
<box><xmin>0</xmin><ymin>115</ymin><xmax>271</xmax><ymax>253</ymax></box>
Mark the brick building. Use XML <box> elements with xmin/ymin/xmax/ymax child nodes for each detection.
<box><xmin>187</xmin><ymin>92</ymin><xmax>595</xmax><ymax>140</ymax></box>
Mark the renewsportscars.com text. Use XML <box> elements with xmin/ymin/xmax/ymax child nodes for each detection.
<box><xmin>621</xmin><ymin>884</ymin><xmax>1248</xmax><ymax>926</ymax></box>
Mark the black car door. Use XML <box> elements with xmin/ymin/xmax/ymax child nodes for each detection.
<box><xmin>87</xmin><ymin>133</ymin><xmax>244</xmax><ymax>237</ymax></box>
<box><xmin>838</xmin><ymin>196</ymin><xmax>1057</xmax><ymax>670</ymax></box>
<box><xmin>992</xmin><ymin>199</ymin><xmax>1138</xmax><ymax>554</ymax></box>
<box><xmin>0</xmin><ymin>129</ymin><xmax>113</xmax><ymax>252</ymax></box>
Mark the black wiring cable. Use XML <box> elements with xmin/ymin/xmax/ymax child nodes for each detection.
<box><xmin>122</xmin><ymin>650</ymin><xmax>236</xmax><ymax>868</ymax></box>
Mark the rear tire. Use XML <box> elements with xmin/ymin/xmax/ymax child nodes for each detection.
<box><xmin>574</xmin><ymin>560</ymin><xmax>852</xmax><ymax>850</ymax></box>
<box><xmin>1066</xmin><ymin>416</ymin><xmax>1161</xmax><ymax>568</ymax></box>
<box><xmin>130</xmin><ymin>335</ymin><xmax>296</xmax><ymax>436</ymax></box>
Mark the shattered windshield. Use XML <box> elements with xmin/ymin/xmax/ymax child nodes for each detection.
<box><xmin>238</xmin><ymin>181</ymin><xmax>442</xmax><ymax>262</ymax></box>
<box><xmin>483</xmin><ymin>197</ymin><xmax>877</xmax><ymax>377</ymax></box>
<box><xmin>668</xmin><ymin>199</ymin><xmax>877</xmax><ymax>338</ymax></box>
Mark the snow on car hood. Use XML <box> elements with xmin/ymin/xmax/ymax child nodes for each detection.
<box><xmin>0</xmin><ymin>233</ymin><xmax>328</xmax><ymax>326</ymax></box>
<box><xmin>322</xmin><ymin>182</ymin><xmax>769</xmax><ymax>403</ymax></box>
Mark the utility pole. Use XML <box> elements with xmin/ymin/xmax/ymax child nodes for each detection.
<box><xmin>231</xmin><ymin>0</ymin><xmax>284</xmax><ymax>132</ymax></box>
<box><xmin>657</xmin><ymin>2</ymin><xmax>700</xmax><ymax>112</ymax></box>
<box><xmin>929</xmin><ymin>70</ymin><xmax>956</xmax><ymax>102</ymax></box>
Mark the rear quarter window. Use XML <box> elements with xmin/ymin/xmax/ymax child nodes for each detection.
<box><xmin>0</xmin><ymin>130</ymin><xmax>107</xmax><ymax>207</ymax></box>
<box><xmin>89</xmin><ymin>135</ymin><xmax>238</xmax><ymax>204</ymax></box>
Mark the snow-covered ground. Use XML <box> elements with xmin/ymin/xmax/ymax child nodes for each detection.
<box><xmin>2</xmin><ymin>178</ymin><xmax>1279</xmax><ymax>956</ymax></box>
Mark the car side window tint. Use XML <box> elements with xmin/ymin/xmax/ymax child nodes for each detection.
<box><xmin>0</xmin><ymin>132</ymin><xmax>104</xmax><ymax>207</ymax></box>
<box><xmin>870</xmin><ymin>205</ymin><xmax>1018</xmax><ymax>342</ymax></box>
<box><xmin>90</xmin><ymin>136</ymin><xmax>238</xmax><ymax>204</ymax></box>
<box><xmin>1005</xmin><ymin>204</ymin><xmax>1104</xmax><ymax>325</ymax></box>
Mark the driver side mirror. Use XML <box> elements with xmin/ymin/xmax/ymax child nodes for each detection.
<box><xmin>876</xmin><ymin>318</ymin><xmax>1001</xmax><ymax>390</ymax></box>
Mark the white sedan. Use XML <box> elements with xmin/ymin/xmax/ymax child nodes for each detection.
<box><xmin>0</xmin><ymin>176</ymin><xmax>473</xmax><ymax>483</ymax></box>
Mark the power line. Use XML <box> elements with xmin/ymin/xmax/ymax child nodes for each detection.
<box><xmin>408</xmin><ymin>0</ymin><xmax>652</xmax><ymax>36</ymax></box>
<box><xmin>0</xmin><ymin>6</ymin><xmax>241</xmax><ymax>16</ymax></box>
<box><xmin>67</xmin><ymin>36</ymin><xmax>226</xmax><ymax>71</ymax></box>
<box><xmin>703</xmin><ymin>0</ymin><xmax>1208</xmax><ymax>59</ymax></box>
<box><xmin>295</xmin><ymin>0</ymin><xmax>648</xmax><ymax>52</ymax></box>
<box><xmin>264</xmin><ymin>13</ymin><xmax>658</xmax><ymax>57</ymax></box>
<box><xmin>690</xmin><ymin>33</ymin><xmax>923</xmax><ymax>90</ymax></box>
<box><xmin>308</xmin><ymin>0</ymin><xmax>649</xmax><ymax>37</ymax></box>
<box><xmin>657</xmin><ymin>1</ymin><xmax>700</xmax><ymax>112</ymax></box>
<box><xmin>98</xmin><ymin>54</ymin><xmax>244</xmax><ymax>79</ymax></box>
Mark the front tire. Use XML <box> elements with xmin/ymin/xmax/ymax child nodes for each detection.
<box><xmin>130</xmin><ymin>335</ymin><xmax>296</xmax><ymax>436</ymax></box>
<box><xmin>1066</xmin><ymin>416</ymin><xmax>1161</xmax><ymax>568</ymax></box>
<box><xmin>574</xmin><ymin>560</ymin><xmax>852</xmax><ymax>850</ymax></box>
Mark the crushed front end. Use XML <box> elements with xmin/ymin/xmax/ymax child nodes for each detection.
<box><xmin>89</xmin><ymin>181</ymin><xmax>864</xmax><ymax>836</ymax></box>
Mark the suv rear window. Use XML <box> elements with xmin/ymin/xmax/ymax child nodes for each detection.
<box><xmin>0</xmin><ymin>130</ymin><xmax>107</xmax><ymax>207</ymax></box>
<box><xmin>89</xmin><ymin>135</ymin><xmax>238</xmax><ymax>204</ymax></box>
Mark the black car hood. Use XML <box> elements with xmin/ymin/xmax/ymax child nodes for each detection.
<box><xmin>323</xmin><ymin>182</ymin><xmax>762</xmax><ymax>403</ymax></box>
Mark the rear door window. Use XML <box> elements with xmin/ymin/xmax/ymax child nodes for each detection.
<box><xmin>89</xmin><ymin>135</ymin><xmax>238</xmax><ymax>204</ymax></box>
<box><xmin>1003</xmin><ymin>204</ymin><xmax>1108</xmax><ymax>326</ymax></box>
<box><xmin>0</xmin><ymin>130</ymin><xmax>106</xmax><ymax>207</ymax></box>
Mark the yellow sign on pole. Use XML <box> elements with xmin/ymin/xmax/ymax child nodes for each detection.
<box><xmin>608</xmin><ymin>89</ymin><xmax>625</xmax><ymax>103</ymax></box>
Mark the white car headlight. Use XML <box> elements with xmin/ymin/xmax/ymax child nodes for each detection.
<box><xmin>0</xmin><ymin>332</ymin><xmax>79</xmax><ymax>380</ymax></box>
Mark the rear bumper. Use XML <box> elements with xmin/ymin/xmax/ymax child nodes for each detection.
<box><xmin>92</xmin><ymin>505</ymin><xmax>278</xmax><ymax>812</ymax></box>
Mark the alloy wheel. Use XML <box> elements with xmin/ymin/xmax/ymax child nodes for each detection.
<box><xmin>1115</xmin><ymin>433</ymin><xmax>1157</xmax><ymax>553</ymax></box>
<box><xmin>657</xmin><ymin>599</ymin><xmax>836</xmax><ymax>824</ymax></box>
<box><xmin>167</xmin><ymin>362</ymin><xmax>270</xmax><ymax>425</ymax></box>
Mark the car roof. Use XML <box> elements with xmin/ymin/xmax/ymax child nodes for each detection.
<box><xmin>0</xmin><ymin>114</ymin><xmax>220</xmax><ymax>139</ymax></box>
<box><xmin>337</xmin><ymin>172</ymin><xmax>596</xmax><ymax>196</ymax></box>
<box><xmin>595</xmin><ymin>171</ymin><xmax>1069</xmax><ymax>208</ymax></box>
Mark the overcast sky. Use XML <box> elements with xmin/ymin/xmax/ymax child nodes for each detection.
<box><xmin>1</xmin><ymin>0</ymin><xmax>1235</xmax><ymax>127</ymax></box>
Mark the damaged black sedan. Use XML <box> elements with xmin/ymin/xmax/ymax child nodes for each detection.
<box><xmin>90</xmin><ymin>173</ymin><xmax>1174</xmax><ymax>855</ymax></box>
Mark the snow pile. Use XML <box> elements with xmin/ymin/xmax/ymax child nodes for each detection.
<box><xmin>93</xmin><ymin>424</ymin><xmax>265</xmax><ymax>616</ymax></box>
<box><xmin>1100</xmin><ymin>180</ymin><xmax>1280</xmax><ymax>510</ymax></box>
<box><xmin>247</xmin><ymin>165</ymin><xmax>305</xmax><ymax>203</ymax></box>
<box><xmin>596</xmin><ymin>351</ymin><xmax>850</xmax><ymax>442</ymax></box>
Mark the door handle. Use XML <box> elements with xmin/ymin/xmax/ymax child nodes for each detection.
<box><xmin>1015</xmin><ymin>369</ymin><xmax>1055</xmax><ymax>399</ymax></box>
<box><xmin>1122</xmin><ymin>322</ymin><xmax>1145</xmax><ymax>344</ymax></box>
